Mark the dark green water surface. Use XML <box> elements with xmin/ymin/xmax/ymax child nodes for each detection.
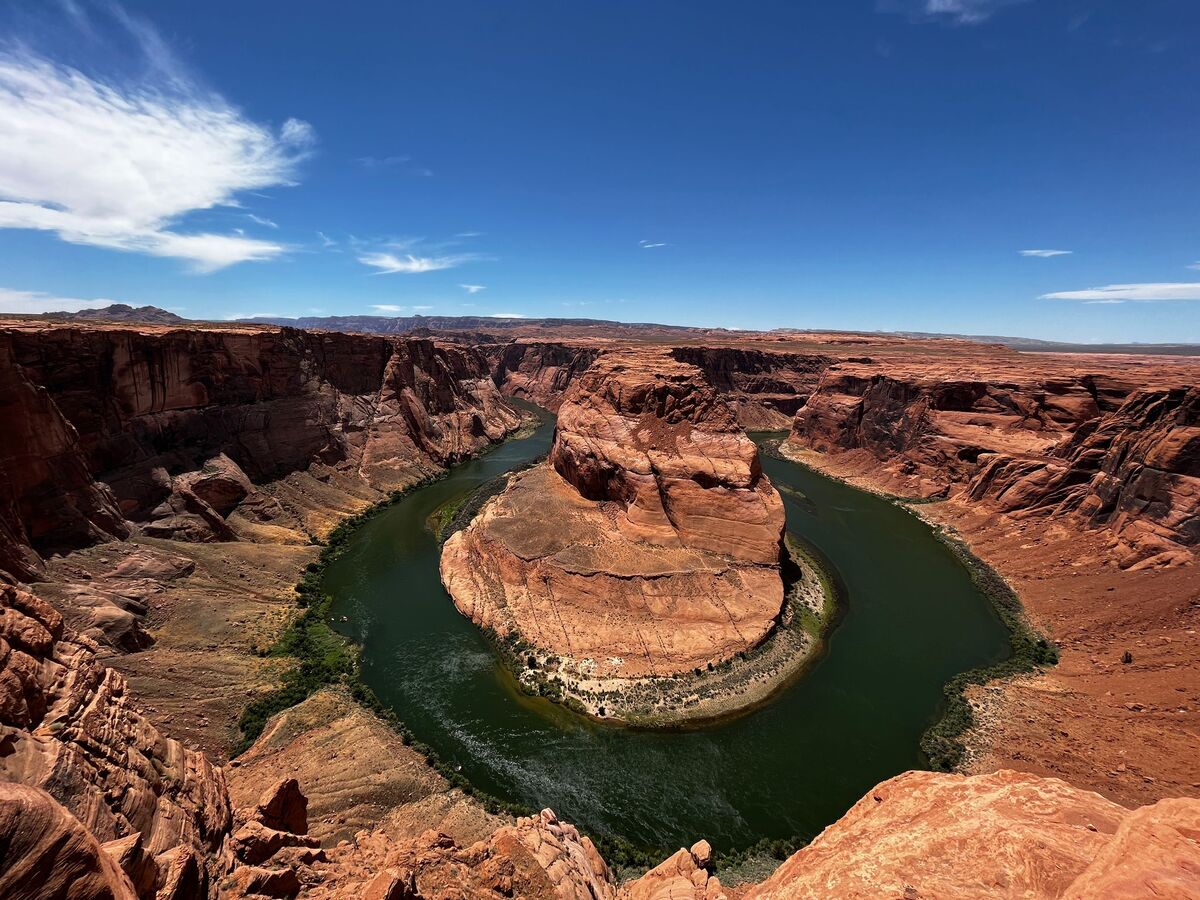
<box><xmin>325</xmin><ymin>405</ymin><xmax>1011</xmax><ymax>852</ymax></box>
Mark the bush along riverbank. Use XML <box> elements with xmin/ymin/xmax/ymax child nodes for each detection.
<box><xmin>918</xmin><ymin>529</ymin><xmax>1059</xmax><ymax>771</ymax></box>
<box><xmin>764</xmin><ymin>437</ymin><xmax>1059</xmax><ymax>773</ymax></box>
<box><xmin>232</xmin><ymin>473</ymin><xmax>537</xmax><ymax>820</ymax></box>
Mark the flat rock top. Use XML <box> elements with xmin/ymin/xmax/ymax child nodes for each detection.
<box><xmin>485</xmin><ymin>464</ymin><xmax>734</xmax><ymax>579</ymax></box>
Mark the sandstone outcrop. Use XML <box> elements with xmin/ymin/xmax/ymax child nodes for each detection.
<box><xmin>487</xmin><ymin>341</ymin><xmax>601</xmax><ymax>410</ymax></box>
<box><xmin>967</xmin><ymin>386</ymin><xmax>1199</xmax><ymax>568</ymax></box>
<box><xmin>310</xmin><ymin>808</ymin><xmax>615</xmax><ymax>900</ymax></box>
<box><xmin>0</xmin><ymin>582</ymin><xmax>232</xmax><ymax>896</ymax></box>
<box><xmin>0</xmin><ymin>782</ymin><xmax>138</xmax><ymax>900</ymax></box>
<box><xmin>442</xmin><ymin>349</ymin><xmax>786</xmax><ymax>682</ymax></box>
<box><xmin>668</xmin><ymin>346</ymin><xmax>828</xmax><ymax>429</ymax></box>
<box><xmin>743</xmin><ymin>769</ymin><xmax>1200</xmax><ymax>900</ymax></box>
<box><xmin>0</xmin><ymin>323</ymin><xmax>521</xmax><ymax>576</ymax></box>
<box><xmin>787</xmin><ymin>360</ymin><xmax>1199</xmax><ymax>566</ymax></box>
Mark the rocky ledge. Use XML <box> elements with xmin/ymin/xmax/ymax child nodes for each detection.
<box><xmin>441</xmin><ymin>349</ymin><xmax>791</xmax><ymax>719</ymax></box>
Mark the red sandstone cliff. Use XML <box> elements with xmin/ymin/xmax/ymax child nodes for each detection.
<box><xmin>442</xmin><ymin>349</ymin><xmax>786</xmax><ymax>683</ymax></box>
<box><xmin>786</xmin><ymin>361</ymin><xmax>1198</xmax><ymax>567</ymax></box>
<box><xmin>0</xmin><ymin>324</ymin><xmax>521</xmax><ymax>579</ymax></box>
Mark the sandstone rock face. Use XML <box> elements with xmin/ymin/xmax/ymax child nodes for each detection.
<box><xmin>0</xmin><ymin>334</ymin><xmax>128</xmax><ymax>580</ymax></box>
<box><xmin>0</xmin><ymin>782</ymin><xmax>138</xmax><ymax>900</ymax></box>
<box><xmin>617</xmin><ymin>841</ymin><xmax>726</xmax><ymax>900</ymax></box>
<box><xmin>487</xmin><ymin>341</ymin><xmax>601</xmax><ymax>411</ymax></box>
<box><xmin>669</xmin><ymin>346</ymin><xmax>828</xmax><ymax>430</ymax></box>
<box><xmin>442</xmin><ymin>349</ymin><xmax>786</xmax><ymax>679</ymax></box>
<box><xmin>968</xmin><ymin>386</ymin><xmax>1200</xmax><ymax>568</ymax></box>
<box><xmin>0</xmin><ymin>582</ymin><xmax>232</xmax><ymax>896</ymax></box>
<box><xmin>311</xmin><ymin>808</ymin><xmax>615</xmax><ymax>900</ymax></box>
<box><xmin>0</xmin><ymin>325</ymin><xmax>521</xmax><ymax>575</ymax></box>
<box><xmin>788</xmin><ymin>362</ymin><xmax>1198</xmax><ymax>566</ymax></box>
<box><xmin>745</xmin><ymin>769</ymin><xmax>1129</xmax><ymax>900</ymax></box>
<box><xmin>1061</xmin><ymin>797</ymin><xmax>1200</xmax><ymax>899</ymax></box>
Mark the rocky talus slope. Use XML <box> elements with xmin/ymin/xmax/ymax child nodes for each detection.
<box><xmin>442</xmin><ymin>349</ymin><xmax>787</xmax><ymax>687</ymax></box>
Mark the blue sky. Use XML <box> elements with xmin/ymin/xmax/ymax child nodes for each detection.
<box><xmin>1</xmin><ymin>0</ymin><xmax>1199</xmax><ymax>341</ymax></box>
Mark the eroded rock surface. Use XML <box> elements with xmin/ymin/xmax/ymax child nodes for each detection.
<box><xmin>743</xmin><ymin>769</ymin><xmax>1195</xmax><ymax>900</ymax></box>
<box><xmin>0</xmin><ymin>581</ymin><xmax>232</xmax><ymax>896</ymax></box>
<box><xmin>442</xmin><ymin>349</ymin><xmax>786</xmax><ymax>680</ymax></box>
<box><xmin>0</xmin><ymin>324</ymin><xmax>522</xmax><ymax>576</ymax></box>
<box><xmin>787</xmin><ymin>359</ymin><xmax>1199</xmax><ymax>567</ymax></box>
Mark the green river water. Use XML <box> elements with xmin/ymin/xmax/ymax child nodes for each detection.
<box><xmin>325</xmin><ymin>403</ymin><xmax>1012</xmax><ymax>852</ymax></box>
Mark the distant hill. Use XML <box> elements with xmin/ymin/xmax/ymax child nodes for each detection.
<box><xmin>44</xmin><ymin>304</ymin><xmax>188</xmax><ymax>325</ymax></box>
<box><xmin>891</xmin><ymin>331</ymin><xmax>1200</xmax><ymax>357</ymax></box>
<box><xmin>237</xmin><ymin>313</ymin><xmax>688</xmax><ymax>335</ymax></box>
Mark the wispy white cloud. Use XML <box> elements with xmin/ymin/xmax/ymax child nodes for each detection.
<box><xmin>460</xmin><ymin>284</ymin><xmax>486</xmax><ymax>294</ymax></box>
<box><xmin>1020</xmin><ymin>249</ymin><xmax>1073</xmax><ymax>258</ymax></box>
<box><xmin>639</xmin><ymin>239</ymin><xmax>667</xmax><ymax>249</ymax></box>
<box><xmin>222</xmin><ymin>311</ymin><xmax>284</xmax><ymax>320</ymax></box>
<box><xmin>880</xmin><ymin>0</ymin><xmax>1031</xmax><ymax>25</ymax></box>
<box><xmin>489</xmin><ymin>312</ymin><xmax>525</xmax><ymax>318</ymax></box>
<box><xmin>357</xmin><ymin>236</ymin><xmax>492</xmax><ymax>275</ymax></box>
<box><xmin>316</xmin><ymin>231</ymin><xmax>337</xmax><ymax>248</ymax></box>
<box><xmin>246</xmin><ymin>213</ymin><xmax>278</xmax><ymax>229</ymax></box>
<box><xmin>0</xmin><ymin>10</ymin><xmax>311</xmax><ymax>272</ymax></box>
<box><xmin>370</xmin><ymin>303</ymin><xmax>435</xmax><ymax>314</ymax></box>
<box><xmin>1187</xmin><ymin>262</ymin><xmax>1200</xmax><ymax>271</ymax></box>
<box><xmin>1041</xmin><ymin>283</ymin><xmax>1200</xmax><ymax>302</ymax></box>
<box><xmin>354</xmin><ymin>154</ymin><xmax>431</xmax><ymax>176</ymax></box>
<box><xmin>0</xmin><ymin>286</ymin><xmax>118</xmax><ymax>314</ymax></box>
<box><xmin>355</xmin><ymin>155</ymin><xmax>410</xmax><ymax>168</ymax></box>
<box><xmin>359</xmin><ymin>252</ymin><xmax>484</xmax><ymax>274</ymax></box>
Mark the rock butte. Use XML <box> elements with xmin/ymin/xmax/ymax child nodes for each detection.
<box><xmin>441</xmin><ymin>348</ymin><xmax>787</xmax><ymax>680</ymax></box>
<box><xmin>0</xmin><ymin>315</ymin><xmax>1196</xmax><ymax>897</ymax></box>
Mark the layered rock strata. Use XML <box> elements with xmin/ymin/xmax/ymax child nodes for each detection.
<box><xmin>0</xmin><ymin>581</ymin><xmax>232</xmax><ymax>895</ymax></box>
<box><xmin>787</xmin><ymin>361</ymin><xmax>1199</xmax><ymax>567</ymax></box>
<box><xmin>442</xmin><ymin>350</ymin><xmax>786</xmax><ymax>691</ymax></box>
<box><xmin>0</xmin><ymin>322</ymin><xmax>520</xmax><ymax>575</ymax></box>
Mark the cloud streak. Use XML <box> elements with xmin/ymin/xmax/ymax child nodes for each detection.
<box><xmin>0</xmin><ymin>9</ymin><xmax>311</xmax><ymax>271</ymax></box>
<box><xmin>1020</xmin><ymin>249</ymin><xmax>1073</xmax><ymax>257</ymax></box>
<box><xmin>369</xmin><ymin>304</ymin><xmax>433</xmax><ymax>314</ymax></box>
<box><xmin>460</xmin><ymin>284</ymin><xmax>486</xmax><ymax>294</ymax></box>
<box><xmin>358</xmin><ymin>252</ymin><xmax>485</xmax><ymax>274</ymax></box>
<box><xmin>1041</xmin><ymin>283</ymin><xmax>1200</xmax><ymax>302</ymax></box>
<box><xmin>880</xmin><ymin>0</ymin><xmax>1031</xmax><ymax>25</ymax></box>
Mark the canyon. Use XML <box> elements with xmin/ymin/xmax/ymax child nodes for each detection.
<box><xmin>0</xmin><ymin>317</ymin><xmax>1197</xmax><ymax>897</ymax></box>
<box><xmin>441</xmin><ymin>348</ymin><xmax>794</xmax><ymax>719</ymax></box>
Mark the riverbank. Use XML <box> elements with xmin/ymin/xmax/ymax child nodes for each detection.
<box><xmin>473</xmin><ymin>529</ymin><xmax>843</xmax><ymax>728</ymax></box>
<box><xmin>769</xmin><ymin>437</ymin><xmax>1059</xmax><ymax>771</ymax></box>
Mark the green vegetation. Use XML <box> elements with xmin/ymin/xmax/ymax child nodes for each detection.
<box><xmin>231</xmin><ymin>475</ymin><xmax>535</xmax><ymax>818</ymax></box>
<box><xmin>919</xmin><ymin>529</ymin><xmax>1059</xmax><ymax>772</ymax></box>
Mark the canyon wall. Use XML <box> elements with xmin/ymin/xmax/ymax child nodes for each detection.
<box><xmin>485</xmin><ymin>341</ymin><xmax>601</xmax><ymax>410</ymax></box>
<box><xmin>787</xmin><ymin>360</ymin><xmax>1198</xmax><ymax>567</ymax></box>
<box><xmin>486</xmin><ymin>340</ymin><xmax>829</xmax><ymax>428</ymax></box>
<box><xmin>668</xmin><ymin>346</ymin><xmax>828</xmax><ymax>429</ymax></box>
<box><xmin>0</xmin><ymin>325</ymin><xmax>521</xmax><ymax>579</ymax></box>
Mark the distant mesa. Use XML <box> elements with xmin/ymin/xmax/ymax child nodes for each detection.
<box><xmin>38</xmin><ymin>303</ymin><xmax>188</xmax><ymax>325</ymax></box>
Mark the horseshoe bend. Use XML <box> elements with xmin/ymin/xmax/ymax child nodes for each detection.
<box><xmin>0</xmin><ymin>314</ymin><xmax>1196</xmax><ymax>898</ymax></box>
<box><xmin>2</xmin><ymin>4</ymin><xmax>1200</xmax><ymax>894</ymax></box>
<box><xmin>440</xmin><ymin>349</ymin><xmax>812</xmax><ymax>722</ymax></box>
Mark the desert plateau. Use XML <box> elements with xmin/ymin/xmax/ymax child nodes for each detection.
<box><xmin>2</xmin><ymin>1</ymin><xmax>1199</xmax><ymax>897</ymax></box>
